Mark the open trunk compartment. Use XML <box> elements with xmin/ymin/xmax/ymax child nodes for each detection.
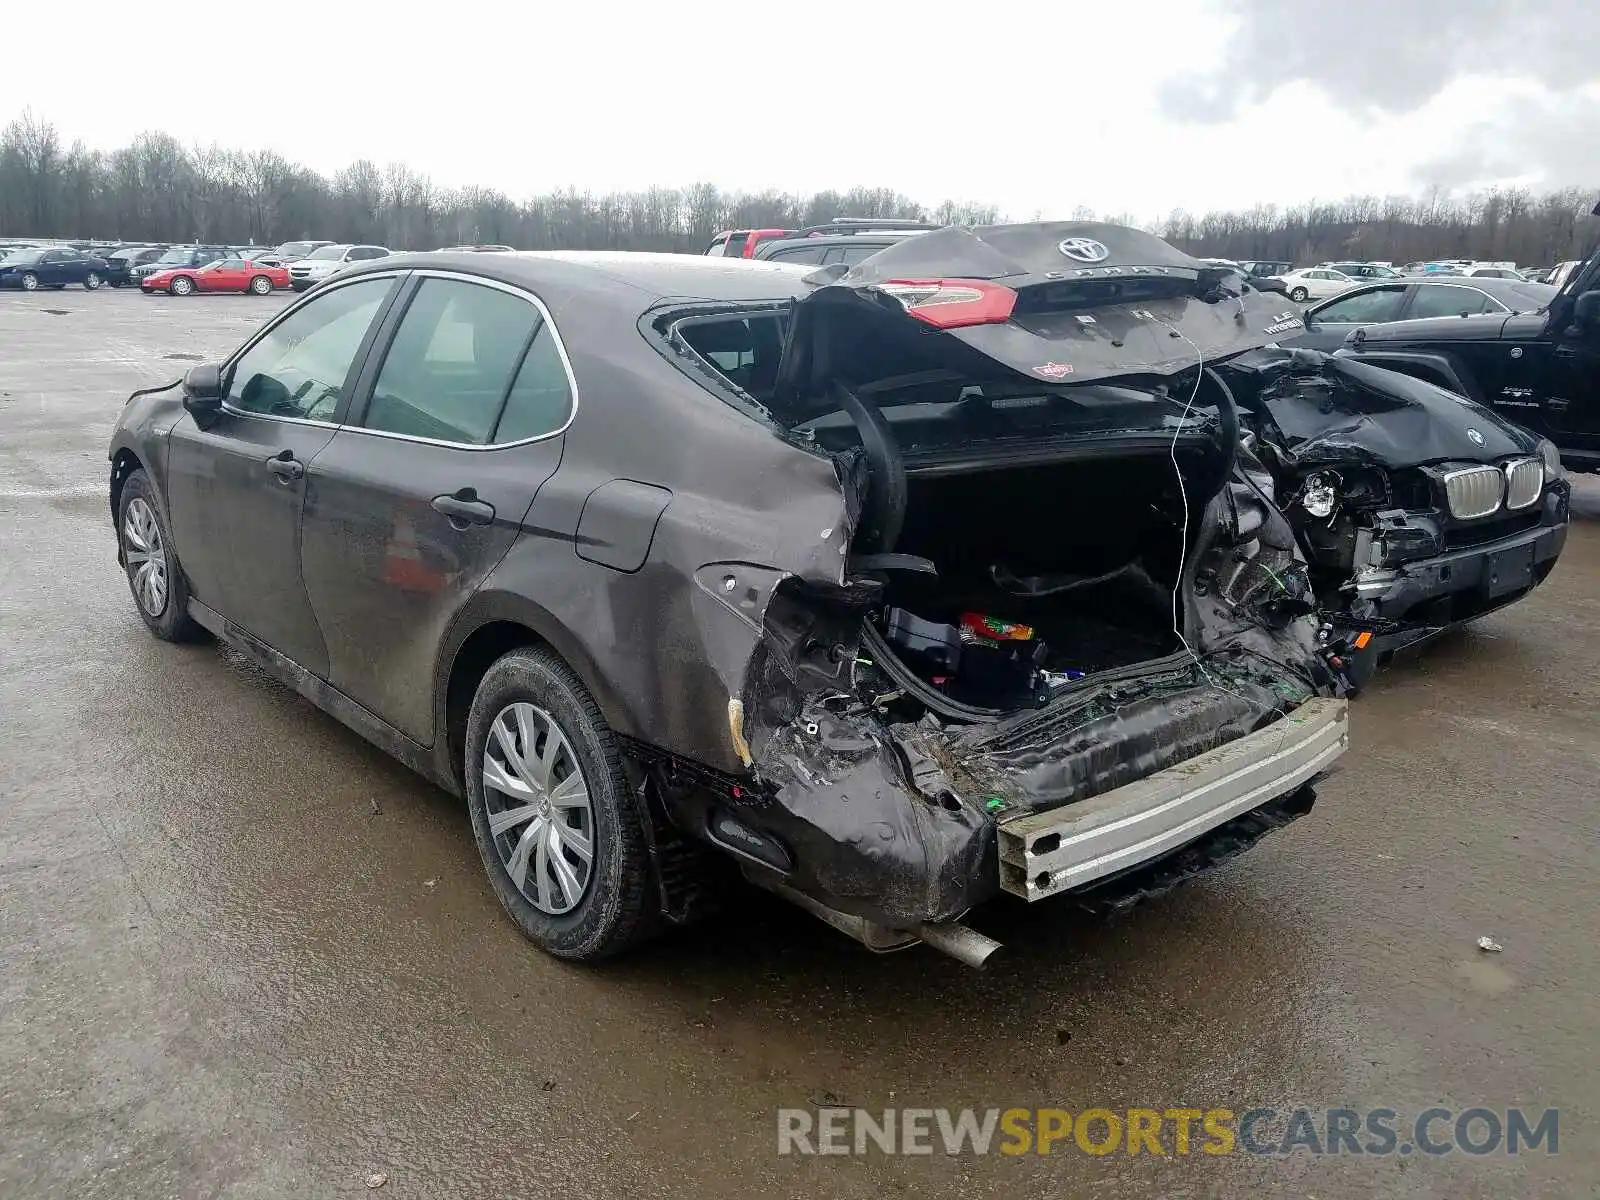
<box><xmin>863</xmin><ymin>447</ymin><xmax>1215</xmax><ymax>711</ymax></box>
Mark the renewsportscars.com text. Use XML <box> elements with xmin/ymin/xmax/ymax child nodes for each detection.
<box><xmin>776</xmin><ymin>1106</ymin><xmax>1559</xmax><ymax>1157</ymax></box>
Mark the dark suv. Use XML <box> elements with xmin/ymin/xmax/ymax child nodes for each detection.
<box><xmin>1339</xmin><ymin>223</ymin><xmax>1600</xmax><ymax>473</ymax></box>
<box><xmin>131</xmin><ymin>245</ymin><xmax>234</xmax><ymax>285</ymax></box>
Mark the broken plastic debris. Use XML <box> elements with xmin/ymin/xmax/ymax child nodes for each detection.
<box><xmin>365</xmin><ymin>1174</ymin><xmax>389</xmax><ymax>1189</ymax></box>
<box><xmin>1476</xmin><ymin>936</ymin><xmax>1503</xmax><ymax>953</ymax></box>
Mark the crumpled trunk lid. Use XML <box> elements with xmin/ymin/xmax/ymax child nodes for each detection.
<box><xmin>772</xmin><ymin>221</ymin><xmax>1307</xmax><ymax>418</ymax></box>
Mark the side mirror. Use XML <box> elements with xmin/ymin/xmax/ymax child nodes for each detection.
<box><xmin>1302</xmin><ymin>307</ymin><xmax>1315</xmax><ymax>326</ymax></box>
<box><xmin>181</xmin><ymin>362</ymin><xmax>225</xmax><ymax>429</ymax></box>
<box><xmin>1572</xmin><ymin>290</ymin><xmax>1600</xmax><ymax>332</ymax></box>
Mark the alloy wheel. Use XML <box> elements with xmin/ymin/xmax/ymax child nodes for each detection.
<box><xmin>122</xmin><ymin>497</ymin><xmax>169</xmax><ymax>616</ymax></box>
<box><xmin>481</xmin><ymin>702</ymin><xmax>595</xmax><ymax>915</ymax></box>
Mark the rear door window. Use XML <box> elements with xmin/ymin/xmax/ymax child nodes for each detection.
<box><xmin>765</xmin><ymin>243</ymin><xmax>828</xmax><ymax>264</ymax></box>
<box><xmin>361</xmin><ymin>277</ymin><xmax>541</xmax><ymax>444</ymax></box>
<box><xmin>1405</xmin><ymin>285</ymin><xmax>1494</xmax><ymax>319</ymax></box>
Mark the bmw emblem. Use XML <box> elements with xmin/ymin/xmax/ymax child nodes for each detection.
<box><xmin>1467</xmin><ymin>428</ymin><xmax>1485</xmax><ymax>445</ymax></box>
<box><xmin>1058</xmin><ymin>237</ymin><xmax>1110</xmax><ymax>263</ymax></box>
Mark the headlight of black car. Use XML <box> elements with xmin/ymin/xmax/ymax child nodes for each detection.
<box><xmin>1537</xmin><ymin>438</ymin><xmax>1564</xmax><ymax>483</ymax></box>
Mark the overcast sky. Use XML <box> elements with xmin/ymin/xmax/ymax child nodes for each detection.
<box><xmin>4</xmin><ymin>0</ymin><xmax>1596</xmax><ymax>219</ymax></box>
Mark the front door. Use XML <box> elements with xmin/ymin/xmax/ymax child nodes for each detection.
<box><xmin>299</xmin><ymin>273</ymin><xmax>573</xmax><ymax>743</ymax></box>
<box><xmin>1294</xmin><ymin>284</ymin><xmax>1407</xmax><ymax>352</ymax></box>
<box><xmin>205</xmin><ymin>259</ymin><xmax>250</xmax><ymax>292</ymax></box>
<box><xmin>163</xmin><ymin>274</ymin><xmax>400</xmax><ymax>676</ymax></box>
<box><xmin>1550</xmin><ymin>309</ymin><xmax>1600</xmax><ymax>454</ymax></box>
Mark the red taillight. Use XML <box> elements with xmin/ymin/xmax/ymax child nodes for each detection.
<box><xmin>875</xmin><ymin>278</ymin><xmax>1016</xmax><ymax>329</ymax></box>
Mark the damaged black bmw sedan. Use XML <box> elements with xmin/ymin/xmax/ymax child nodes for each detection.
<box><xmin>108</xmin><ymin>235</ymin><xmax>1353</xmax><ymax>966</ymax></box>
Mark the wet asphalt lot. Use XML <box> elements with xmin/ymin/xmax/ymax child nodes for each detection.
<box><xmin>1</xmin><ymin>287</ymin><xmax>1597</xmax><ymax>1199</ymax></box>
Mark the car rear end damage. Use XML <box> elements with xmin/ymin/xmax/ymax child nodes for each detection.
<box><xmin>645</xmin><ymin>223</ymin><xmax>1350</xmax><ymax>963</ymax></box>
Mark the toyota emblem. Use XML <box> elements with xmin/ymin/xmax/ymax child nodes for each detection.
<box><xmin>1058</xmin><ymin>237</ymin><xmax>1110</xmax><ymax>263</ymax></box>
<box><xmin>1467</xmin><ymin>428</ymin><xmax>1485</xmax><ymax>446</ymax></box>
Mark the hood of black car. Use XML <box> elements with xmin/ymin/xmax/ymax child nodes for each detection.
<box><xmin>1232</xmin><ymin>350</ymin><xmax>1536</xmax><ymax>469</ymax></box>
<box><xmin>772</xmin><ymin>221</ymin><xmax>1303</xmax><ymax>421</ymax></box>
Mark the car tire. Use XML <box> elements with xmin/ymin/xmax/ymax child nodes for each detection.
<box><xmin>117</xmin><ymin>469</ymin><xmax>206</xmax><ymax>643</ymax></box>
<box><xmin>83</xmin><ymin>272</ymin><xmax>102</xmax><ymax>290</ymax></box>
<box><xmin>464</xmin><ymin>647</ymin><xmax>656</xmax><ymax>962</ymax></box>
<box><xmin>169</xmin><ymin>275</ymin><xmax>194</xmax><ymax>296</ymax></box>
<box><xmin>290</xmin><ymin>281</ymin><xmax>310</xmax><ymax>292</ymax></box>
<box><xmin>19</xmin><ymin>272</ymin><xmax>38</xmax><ymax>291</ymax></box>
<box><xmin>248</xmin><ymin>274</ymin><xmax>273</xmax><ymax>295</ymax></box>
<box><xmin>1289</xmin><ymin>286</ymin><xmax>1309</xmax><ymax>302</ymax></box>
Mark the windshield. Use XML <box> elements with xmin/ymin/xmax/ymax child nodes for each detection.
<box><xmin>156</xmin><ymin>249</ymin><xmax>194</xmax><ymax>264</ymax></box>
<box><xmin>276</xmin><ymin>241</ymin><xmax>318</xmax><ymax>258</ymax></box>
<box><xmin>304</xmin><ymin>245</ymin><xmax>346</xmax><ymax>261</ymax></box>
<box><xmin>3</xmin><ymin>249</ymin><xmax>44</xmax><ymax>265</ymax></box>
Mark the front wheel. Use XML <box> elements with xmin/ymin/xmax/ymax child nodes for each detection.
<box><xmin>1288</xmin><ymin>286</ymin><xmax>1309</xmax><ymax>302</ymax></box>
<box><xmin>19</xmin><ymin>272</ymin><xmax>38</xmax><ymax>291</ymax></box>
<box><xmin>83</xmin><ymin>272</ymin><xmax>102</xmax><ymax>290</ymax></box>
<box><xmin>248</xmin><ymin>274</ymin><xmax>273</xmax><ymax>295</ymax></box>
<box><xmin>464</xmin><ymin>647</ymin><xmax>656</xmax><ymax>961</ymax></box>
<box><xmin>117</xmin><ymin>469</ymin><xmax>206</xmax><ymax>642</ymax></box>
<box><xmin>169</xmin><ymin>275</ymin><xmax>194</xmax><ymax>296</ymax></box>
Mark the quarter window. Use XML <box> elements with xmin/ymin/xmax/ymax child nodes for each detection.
<box><xmin>362</xmin><ymin>278</ymin><xmax>541</xmax><ymax>445</ymax></box>
<box><xmin>493</xmin><ymin>324</ymin><xmax>574</xmax><ymax>442</ymax></box>
<box><xmin>226</xmin><ymin>277</ymin><xmax>392</xmax><ymax>421</ymax></box>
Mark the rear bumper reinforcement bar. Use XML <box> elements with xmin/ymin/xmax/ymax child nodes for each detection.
<box><xmin>997</xmin><ymin>696</ymin><xmax>1348</xmax><ymax>902</ymax></box>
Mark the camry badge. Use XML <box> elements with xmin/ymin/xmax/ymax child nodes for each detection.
<box><xmin>1467</xmin><ymin>428</ymin><xmax>1485</xmax><ymax>445</ymax></box>
<box><xmin>1058</xmin><ymin>237</ymin><xmax>1110</xmax><ymax>263</ymax></box>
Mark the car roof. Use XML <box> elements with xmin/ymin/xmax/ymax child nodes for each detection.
<box><xmin>1334</xmin><ymin>276</ymin><xmax>1555</xmax><ymax>306</ymax></box>
<box><xmin>346</xmin><ymin>249</ymin><xmax>816</xmax><ymax>305</ymax></box>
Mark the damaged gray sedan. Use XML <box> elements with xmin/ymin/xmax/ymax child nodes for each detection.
<box><xmin>108</xmin><ymin>230</ymin><xmax>1349</xmax><ymax>966</ymax></box>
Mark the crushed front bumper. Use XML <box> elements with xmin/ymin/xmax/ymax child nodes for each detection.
<box><xmin>996</xmin><ymin>696</ymin><xmax>1347</xmax><ymax>901</ymax></box>
<box><xmin>1330</xmin><ymin>482</ymin><xmax>1569</xmax><ymax>668</ymax></box>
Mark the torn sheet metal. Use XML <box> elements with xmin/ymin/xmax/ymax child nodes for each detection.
<box><xmin>1226</xmin><ymin>349</ymin><xmax>1534</xmax><ymax>468</ymax></box>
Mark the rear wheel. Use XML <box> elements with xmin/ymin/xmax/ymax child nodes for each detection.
<box><xmin>117</xmin><ymin>469</ymin><xmax>206</xmax><ymax>642</ymax></box>
<box><xmin>464</xmin><ymin>647</ymin><xmax>655</xmax><ymax>961</ymax></box>
<box><xmin>83</xmin><ymin>272</ymin><xmax>102</xmax><ymax>290</ymax></box>
<box><xmin>169</xmin><ymin>275</ymin><xmax>194</xmax><ymax>296</ymax></box>
<box><xmin>248</xmin><ymin>274</ymin><xmax>273</xmax><ymax>295</ymax></box>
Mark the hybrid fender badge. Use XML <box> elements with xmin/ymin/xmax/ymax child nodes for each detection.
<box><xmin>1057</xmin><ymin>237</ymin><xmax>1109</xmax><ymax>263</ymax></box>
<box><xmin>1033</xmin><ymin>361</ymin><xmax>1074</xmax><ymax>380</ymax></box>
<box><xmin>1466</xmin><ymin>428</ymin><xmax>1485</xmax><ymax>445</ymax></box>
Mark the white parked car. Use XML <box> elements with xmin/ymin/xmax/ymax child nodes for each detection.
<box><xmin>287</xmin><ymin>244</ymin><xmax>392</xmax><ymax>292</ymax></box>
<box><xmin>1456</xmin><ymin>265</ymin><xmax>1528</xmax><ymax>281</ymax></box>
<box><xmin>1279</xmin><ymin>267</ymin><xmax>1357</xmax><ymax>302</ymax></box>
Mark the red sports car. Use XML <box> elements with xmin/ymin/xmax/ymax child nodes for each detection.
<box><xmin>139</xmin><ymin>257</ymin><xmax>290</xmax><ymax>296</ymax></box>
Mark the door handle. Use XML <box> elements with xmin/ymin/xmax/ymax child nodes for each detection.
<box><xmin>266</xmin><ymin>450</ymin><xmax>304</xmax><ymax>482</ymax></box>
<box><xmin>430</xmin><ymin>489</ymin><xmax>496</xmax><ymax>526</ymax></box>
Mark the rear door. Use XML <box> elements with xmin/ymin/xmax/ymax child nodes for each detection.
<box><xmin>163</xmin><ymin>275</ymin><xmax>401</xmax><ymax>674</ymax></box>
<box><xmin>298</xmin><ymin>271</ymin><xmax>573</xmax><ymax>743</ymax></box>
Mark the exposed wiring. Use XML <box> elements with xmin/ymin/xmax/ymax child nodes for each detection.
<box><xmin>1143</xmin><ymin>314</ymin><xmax>1293</xmax><ymax>745</ymax></box>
